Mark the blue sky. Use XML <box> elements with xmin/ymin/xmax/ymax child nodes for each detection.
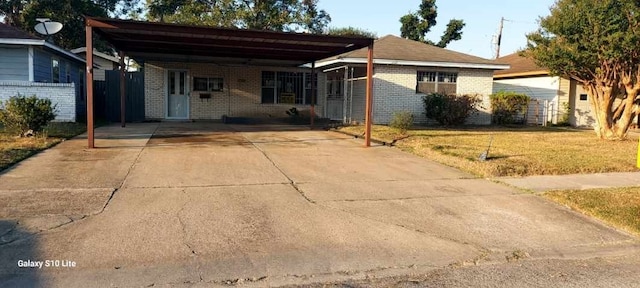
<box><xmin>321</xmin><ymin>0</ymin><xmax>557</xmax><ymax>59</ymax></box>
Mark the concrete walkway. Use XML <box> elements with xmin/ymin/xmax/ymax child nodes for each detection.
<box><xmin>496</xmin><ymin>171</ymin><xmax>640</xmax><ymax>192</ymax></box>
<box><xmin>0</xmin><ymin>122</ymin><xmax>638</xmax><ymax>287</ymax></box>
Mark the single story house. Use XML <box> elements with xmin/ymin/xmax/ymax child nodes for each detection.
<box><xmin>86</xmin><ymin>18</ymin><xmax>507</xmax><ymax>126</ymax></box>
<box><xmin>0</xmin><ymin>23</ymin><xmax>86</xmax><ymax>122</ymax></box>
<box><xmin>71</xmin><ymin>47</ymin><xmax>119</xmax><ymax>81</ymax></box>
<box><xmin>494</xmin><ymin>53</ymin><xmax>595</xmax><ymax>127</ymax></box>
<box><xmin>315</xmin><ymin>35</ymin><xmax>509</xmax><ymax>125</ymax></box>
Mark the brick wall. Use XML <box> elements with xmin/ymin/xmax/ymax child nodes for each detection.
<box><xmin>0</xmin><ymin>81</ymin><xmax>76</xmax><ymax>121</ymax></box>
<box><xmin>144</xmin><ymin>62</ymin><xmax>325</xmax><ymax>120</ymax></box>
<box><xmin>369</xmin><ymin>65</ymin><xmax>493</xmax><ymax>125</ymax></box>
<box><xmin>457</xmin><ymin>69</ymin><xmax>494</xmax><ymax>125</ymax></box>
<box><xmin>144</xmin><ymin>64</ymin><xmax>165</xmax><ymax>119</ymax></box>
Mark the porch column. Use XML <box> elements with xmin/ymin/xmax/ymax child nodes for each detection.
<box><xmin>119</xmin><ymin>50</ymin><xmax>126</xmax><ymax>128</ymax></box>
<box><xmin>310</xmin><ymin>61</ymin><xmax>316</xmax><ymax>129</ymax></box>
<box><xmin>85</xmin><ymin>24</ymin><xmax>94</xmax><ymax>149</ymax></box>
<box><xmin>364</xmin><ymin>44</ymin><xmax>374</xmax><ymax>147</ymax></box>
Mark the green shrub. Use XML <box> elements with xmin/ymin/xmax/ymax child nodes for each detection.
<box><xmin>389</xmin><ymin>111</ymin><xmax>414</xmax><ymax>133</ymax></box>
<box><xmin>0</xmin><ymin>94</ymin><xmax>57</xmax><ymax>136</ymax></box>
<box><xmin>557</xmin><ymin>102</ymin><xmax>571</xmax><ymax>126</ymax></box>
<box><xmin>490</xmin><ymin>91</ymin><xmax>530</xmax><ymax>124</ymax></box>
<box><xmin>423</xmin><ymin>93</ymin><xmax>481</xmax><ymax>125</ymax></box>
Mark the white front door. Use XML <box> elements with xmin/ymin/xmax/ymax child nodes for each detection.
<box><xmin>167</xmin><ymin>70</ymin><xmax>189</xmax><ymax>119</ymax></box>
<box><xmin>326</xmin><ymin>79</ymin><xmax>344</xmax><ymax>120</ymax></box>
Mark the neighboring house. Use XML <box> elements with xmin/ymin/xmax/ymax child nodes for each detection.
<box><xmin>493</xmin><ymin>53</ymin><xmax>595</xmax><ymax>127</ymax></box>
<box><xmin>315</xmin><ymin>35</ymin><xmax>509</xmax><ymax>125</ymax></box>
<box><xmin>71</xmin><ymin>47</ymin><xmax>119</xmax><ymax>81</ymax></box>
<box><xmin>0</xmin><ymin>23</ymin><xmax>85</xmax><ymax>122</ymax></box>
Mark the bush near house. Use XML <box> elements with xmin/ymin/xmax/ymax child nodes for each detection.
<box><xmin>423</xmin><ymin>93</ymin><xmax>481</xmax><ymax>125</ymax></box>
<box><xmin>0</xmin><ymin>94</ymin><xmax>57</xmax><ymax>137</ymax></box>
<box><xmin>389</xmin><ymin>111</ymin><xmax>414</xmax><ymax>134</ymax></box>
<box><xmin>490</xmin><ymin>91</ymin><xmax>530</xmax><ymax>124</ymax></box>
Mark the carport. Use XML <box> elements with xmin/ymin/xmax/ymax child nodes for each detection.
<box><xmin>83</xmin><ymin>17</ymin><xmax>375</xmax><ymax>149</ymax></box>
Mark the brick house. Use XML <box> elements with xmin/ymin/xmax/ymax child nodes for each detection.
<box><xmin>141</xmin><ymin>34</ymin><xmax>507</xmax><ymax>124</ymax></box>
<box><xmin>0</xmin><ymin>23</ymin><xmax>86</xmax><ymax>122</ymax></box>
<box><xmin>315</xmin><ymin>35</ymin><xmax>509</xmax><ymax>125</ymax></box>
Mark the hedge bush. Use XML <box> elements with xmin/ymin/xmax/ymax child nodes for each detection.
<box><xmin>0</xmin><ymin>94</ymin><xmax>57</xmax><ymax>136</ymax></box>
<box><xmin>490</xmin><ymin>91</ymin><xmax>530</xmax><ymax>124</ymax></box>
<box><xmin>389</xmin><ymin>111</ymin><xmax>414</xmax><ymax>134</ymax></box>
<box><xmin>423</xmin><ymin>93</ymin><xmax>481</xmax><ymax>125</ymax></box>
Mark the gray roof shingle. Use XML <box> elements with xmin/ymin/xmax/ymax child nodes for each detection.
<box><xmin>0</xmin><ymin>23</ymin><xmax>41</xmax><ymax>40</ymax></box>
<box><xmin>321</xmin><ymin>35</ymin><xmax>499</xmax><ymax>66</ymax></box>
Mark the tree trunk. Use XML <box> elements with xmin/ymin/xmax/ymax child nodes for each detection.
<box><xmin>584</xmin><ymin>81</ymin><xmax>638</xmax><ymax>140</ymax></box>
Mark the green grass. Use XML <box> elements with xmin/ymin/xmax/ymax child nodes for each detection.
<box><xmin>545</xmin><ymin>187</ymin><xmax>640</xmax><ymax>235</ymax></box>
<box><xmin>339</xmin><ymin>125</ymin><xmax>639</xmax><ymax>177</ymax></box>
<box><xmin>0</xmin><ymin>122</ymin><xmax>86</xmax><ymax>171</ymax></box>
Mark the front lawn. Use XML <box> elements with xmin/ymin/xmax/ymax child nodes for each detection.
<box><xmin>545</xmin><ymin>187</ymin><xmax>640</xmax><ymax>236</ymax></box>
<box><xmin>338</xmin><ymin>125</ymin><xmax>639</xmax><ymax>177</ymax></box>
<box><xmin>0</xmin><ymin>122</ymin><xmax>86</xmax><ymax>171</ymax></box>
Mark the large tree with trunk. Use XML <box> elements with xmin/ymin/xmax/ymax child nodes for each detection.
<box><xmin>525</xmin><ymin>0</ymin><xmax>640</xmax><ymax>139</ymax></box>
<box><xmin>146</xmin><ymin>0</ymin><xmax>331</xmax><ymax>33</ymax></box>
<box><xmin>399</xmin><ymin>0</ymin><xmax>464</xmax><ymax>48</ymax></box>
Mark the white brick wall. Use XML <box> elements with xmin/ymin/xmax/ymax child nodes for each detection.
<box><xmin>144</xmin><ymin>62</ymin><xmax>325</xmax><ymax>120</ymax></box>
<box><xmin>0</xmin><ymin>81</ymin><xmax>76</xmax><ymax>121</ymax></box>
<box><xmin>360</xmin><ymin>65</ymin><xmax>493</xmax><ymax>125</ymax></box>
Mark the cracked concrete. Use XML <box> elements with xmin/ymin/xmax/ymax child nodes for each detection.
<box><xmin>0</xmin><ymin>122</ymin><xmax>638</xmax><ymax>287</ymax></box>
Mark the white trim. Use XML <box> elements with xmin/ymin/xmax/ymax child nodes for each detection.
<box><xmin>28</xmin><ymin>46</ymin><xmax>34</xmax><ymax>81</ymax></box>
<box><xmin>70</xmin><ymin>47</ymin><xmax>120</xmax><ymax>63</ymax></box>
<box><xmin>0</xmin><ymin>38</ymin><xmax>45</xmax><ymax>46</ymax></box>
<box><xmin>315</xmin><ymin>58</ymin><xmax>510</xmax><ymax>70</ymax></box>
<box><xmin>322</xmin><ymin>65</ymin><xmax>349</xmax><ymax>73</ymax></box>
<box><xmin>1</xmin><ymin>39</ymin><xmax>84</xmax><ymax>64</ymax></box>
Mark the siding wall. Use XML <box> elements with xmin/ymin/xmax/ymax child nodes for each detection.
<box><xmin>0</xmin><ymin>81</ymin><xmax>76</xmax><ymax>121</ymax></box>
<box><xmin>144</xmin><ymin>62</ymin><xmax>326</xmax><ymax>120</ymax></box>
<box><xmin>0</xmin><ymin>46</ymin><xmax>29</xmax><ymax>81</ymax></box>
<box><xmin>493</xmin><ymin>76</ymin><xmax>562</xmax><ymax>123</ymax></box>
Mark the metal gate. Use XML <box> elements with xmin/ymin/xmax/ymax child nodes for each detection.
<box><xmin>103</xmin><ymin>70</ymin><xmax>145</xmax><ymax>122</ymax></box>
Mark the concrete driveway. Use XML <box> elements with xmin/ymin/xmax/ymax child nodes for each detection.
<box><xmin>0</xmin><ymin>122</ymin><xmax>638</xmax><ymax>287</ymax></box>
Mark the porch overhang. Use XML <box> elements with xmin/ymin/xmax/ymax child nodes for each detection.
<box><xmin>84</xmin><ymin>17</ymin><xmax>375</xmax><ymax>148</ymax></box>
<box><xmin>85</xmin><ymin>17</ymin><xmax>373</xmax><ymax>67</ymax></box>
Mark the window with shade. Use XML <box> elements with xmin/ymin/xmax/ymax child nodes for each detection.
<box><xmin>416</xmin><ymin>71</ymin><xmax>458</xmax><ymax>94</ymax></box>
<box><xmin>261</xmin><ymin>71</ymin><xmax>317</xmax><ymax>105</ymax></box>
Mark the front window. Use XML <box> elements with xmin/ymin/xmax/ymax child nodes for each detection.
<box><xmin>66</xmin><ymin>63</ymin><xmax>71</xmax><ymax>83</ymax></box>
<box><xmin>261</xmin><ymin>71</ymin><xmax>317</xmax><ymax>105</ymax></box>
<box><xmin>193</xmin><ymin>77</ymin><xmax>224</xmax><ymax>92</ymax></box>
<box><xmin>417</xmin><ymin>71</ymin><xmax>458</xmax><ymax>94</ymax></box>
<box><xmin>52</xmin><ymin>59</ymin><xmax>60</xmax><ymax>83</ymax></box>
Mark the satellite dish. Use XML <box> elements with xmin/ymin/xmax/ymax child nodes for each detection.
<box><xmin>34</xmin><ymin>20</ymin><xmax>63</xmax><ymax>36</ymax></box>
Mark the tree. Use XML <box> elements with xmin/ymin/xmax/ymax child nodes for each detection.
<box><xmin>399</xmin><ymin>0</ymin><xmax>464</xmax><ymax>48</ymax></box>
<box><xmin>326</xmin><ymin>26</ymin><xmax>377</xmax><ymax>38</ymax></box>
<box><xmin>146</xmin><ymin>0</ymin><xmax>331</xmax><ymax>33</ymax></box>
<box><xmin>1</xmin><ymin>0</ymin><xmax>141</xmax><ymax>50</ymax></box>
<box><xmin>525</xmin><ymin>0</ymin><xmax>640</xmax><ymax>140</ymax></box>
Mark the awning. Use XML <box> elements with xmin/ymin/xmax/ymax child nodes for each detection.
<box><xmin>85</xmin><ymin>17</ymin><xmax>374</xmax><ymax>66</ymax></box>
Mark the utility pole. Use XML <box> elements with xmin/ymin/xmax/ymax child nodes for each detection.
<box><xmin>495</xmin><ymin>17</ymin><xmax>504</xmax><ymax>59</ymax></box>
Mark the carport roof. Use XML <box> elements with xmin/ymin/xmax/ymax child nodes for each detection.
<box><xmin>86</xmin><ymin>17</ymin><xmax>374</xmax><ymax>67</ymax></box>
